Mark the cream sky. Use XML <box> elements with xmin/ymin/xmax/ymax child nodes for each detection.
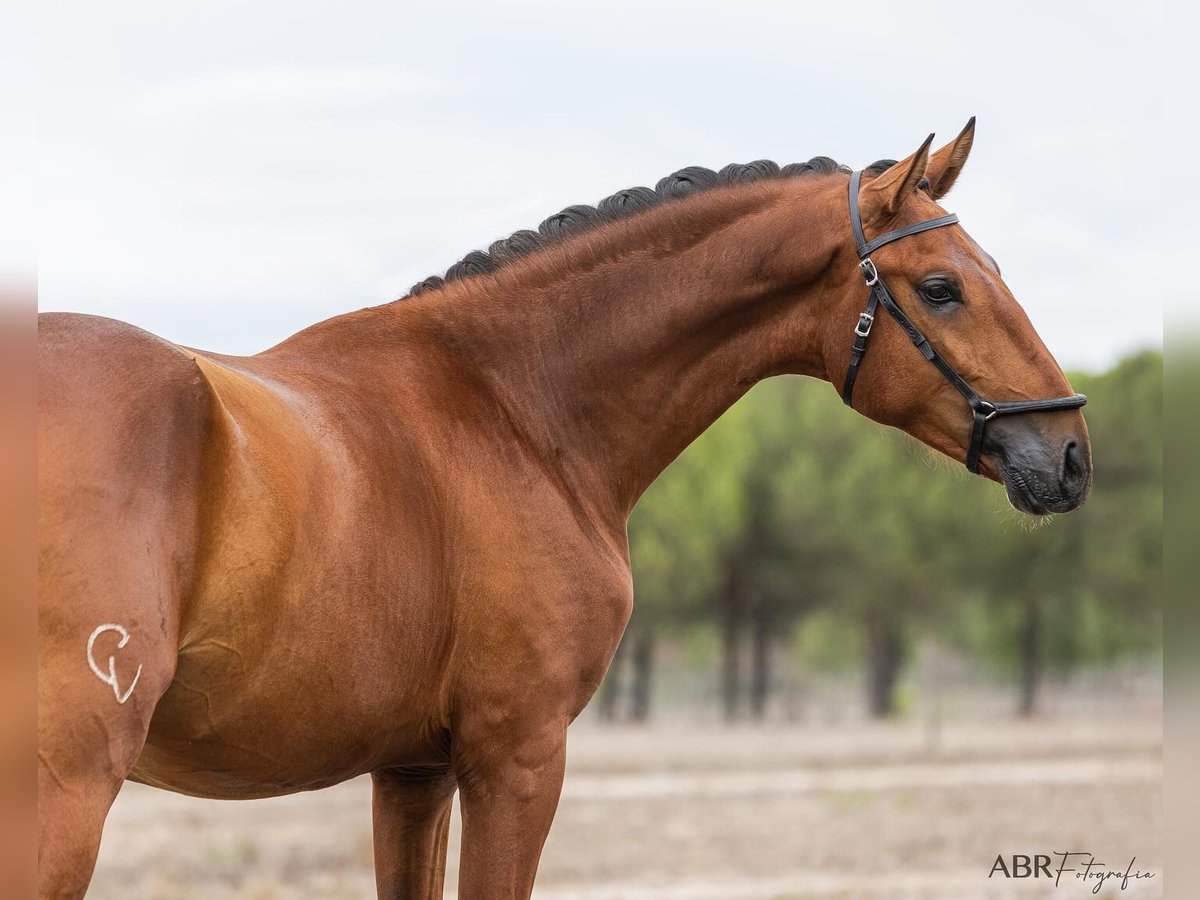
<box><xmin>32</xmin><ymin>0</ymin><xmax>1178</xmax><ymax>370</ymax></box>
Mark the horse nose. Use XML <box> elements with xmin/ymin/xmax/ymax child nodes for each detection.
<box><xmin>1059</xmin><ymin>438</ymin><xmax>1091</xmax><ymax>503</ymax></box>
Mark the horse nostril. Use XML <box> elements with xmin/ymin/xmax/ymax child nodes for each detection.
<box><xmin>1061</xmin><ymin>439</ymin><xmax>1086</xmax><ymax>493</ymax></box>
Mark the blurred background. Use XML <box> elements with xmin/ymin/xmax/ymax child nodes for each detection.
<box><xmin>608</xmin><ymin>355</ymin><xmax>1161</xmax><ymax>729</ymax></box>
<box><xmin>32</xmin><ymin>1</ymin><xmax>1165</xmax><ymax>897</ymax></box>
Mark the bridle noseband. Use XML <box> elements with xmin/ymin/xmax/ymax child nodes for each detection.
<box><xmin>841</xmin><ymin>170</ymin><xmax>1087</xmax><ymax>473</ymax></box>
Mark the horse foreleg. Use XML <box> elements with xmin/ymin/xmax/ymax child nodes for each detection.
<box><xmin>453</xmin><ymin>718</ymin><xmax>567</xmax><ymax>900</ymax></box>
<box><xmin>371</xmin><ymin>765</ymin><xmax>457</xmax><ymax>900</ymax></box>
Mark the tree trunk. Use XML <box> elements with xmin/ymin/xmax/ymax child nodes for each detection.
<box><xmin>721</xmin><ymin>611</ymin><xmax>741</xmax><ymax>722</ymax></box>
<box><xmin>629</xmin><ymin>632</ymin><xmax>655</xmax><ymax>723</ymax></box>
<box><xmin>596</xmin><ymin>636</ymin><xmax>626</xmax><ymax>723</ymax></box>
<box><xmin>866</xmin><ymin>611</ymin><xmax>904</xmax><ymax>718</ymax></box>
<box><xmin>749</xmin><ymin>606</ymin><xmax>771</xmax><ymax>720</ymax></box>
<box><xmin>720</xmin><ymin>556</ymin><xmax>746</xmax><ymax>722</ymax></box>
<box><xmin>1017</xmin><ymin>595</ymin><xmax>1042</xmax><ymax>718</ymax></box>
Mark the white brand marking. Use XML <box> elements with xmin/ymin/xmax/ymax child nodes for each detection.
<box><xmin>86</xmin><ymin>624</ymin><xmax>143</xmax><ymax>704</ymax></box>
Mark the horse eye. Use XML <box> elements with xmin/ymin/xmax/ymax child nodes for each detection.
<box><xmin>919</xmin><ymin>279</ymin><xmax>957</xmax><ymax>306</ymax></box>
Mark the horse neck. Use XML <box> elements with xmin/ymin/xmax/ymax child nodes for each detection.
<box><xmin>399</xmin><ymin>178</ymin><xmax>844</xmax><ymax>526</ymax></box>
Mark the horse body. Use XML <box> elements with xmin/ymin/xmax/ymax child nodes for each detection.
<box><xmin>38</xmin><ymin>123</ymin><xmax>1093</xmax><ymax>899</ymax></box>
<box><xmin>138</xmin><ymin>332</ymin><xmax>465</xmax><ymax>798</ymax></box>
<box><xmin>42</xmin><ymin>309</ymin><xmax>631</xmax><ymax>797</ymax></box>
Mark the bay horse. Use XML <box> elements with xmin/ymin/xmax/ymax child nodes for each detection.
<box><xmin>37</xmin><ymin>120</ymin><xmax>1092</xmax><ymax>898</ymax></box>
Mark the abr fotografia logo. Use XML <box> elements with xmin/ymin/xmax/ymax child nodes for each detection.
<box><xmin>989</xmin><ymin>853</ymin><xmax>1155</xmax><ymax>893</ymax></box>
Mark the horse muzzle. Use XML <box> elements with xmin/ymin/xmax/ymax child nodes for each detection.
<box><xmin>991</xmin><ymin>421</ymin><xmax>1093</xmax><ymax>515</ymax></box>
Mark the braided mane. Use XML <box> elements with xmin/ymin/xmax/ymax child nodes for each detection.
<box><xmin>405</xmin><ymin>156</ymin><xmax>902</xmax><ymax>298</ymax></box>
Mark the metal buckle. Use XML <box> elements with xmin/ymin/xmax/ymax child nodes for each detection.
<box><xmin>859</xmin><ymin>258</ymin><xmax>879</xmax><ymax>286</ymax></box>
<box><xmin>855</xmin><ymin>312</ymin><xmax>874</xmax><ymax>337</ymax></box>
<box><xmin>979</xmin><ymin>400</ymin><xmax>998</xmax><ymax>421</ymax></box>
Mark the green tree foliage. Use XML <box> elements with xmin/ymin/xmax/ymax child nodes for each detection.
<box><xmin>609</xmin><ymin>351</ymin><xmax>1162</xmax><ymax>721</ymax></box>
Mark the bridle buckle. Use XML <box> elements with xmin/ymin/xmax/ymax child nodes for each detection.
<box><xmin>859</xmin><ymin>258</ymin><xmax>879</xmax><ymax>286</ymax></box>
<box><xmin>854</xmin><ymin>312</ymin><xmax>874</xmax><ymax>337</ymax></box>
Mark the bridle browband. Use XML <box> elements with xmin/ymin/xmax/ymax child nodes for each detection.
<box><xmin>841</xmin><ymin>169</ymin><xmax>1087</xmax><ymax>473</ymax></box>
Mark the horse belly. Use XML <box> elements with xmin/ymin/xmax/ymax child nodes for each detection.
<box><xmin>134</xmin><ymin>579</ymin><xmax>451</xmax><ymax>799</ymax></box>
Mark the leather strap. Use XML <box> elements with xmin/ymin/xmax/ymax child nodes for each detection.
<box><xmin>968</xmin><ymin>409</ymin><xmax>989</xmax><ymax>473</ymax></box>
<box><xmin>846</xmin><ymin>170</ymin><xmax>959</xmax><ymax>258</ymax></box>
<box><xmin>841</xmin><ymin>169</ymin><xmax>1087</xmax><ymax>473</ymax></box>
<box><xmin>989</xmin><ymin>395</ymin><xmax>1088</xmax><ymax>416</ymax></box>
<box><xmin>847</xmin><ymin>169</ymin><xmax>870</xmax><ymax>252</ymax></box>
<box><xmin>840</xmin><ymin>287</ymin><xmax>880</xmax><ymax>405</ymax></box>
<box><xmin>862</xmin><ymin>216</ymin><xmax>960</xmax><ymax>257</ymax></box>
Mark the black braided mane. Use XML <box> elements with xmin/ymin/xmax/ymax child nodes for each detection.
<box><xmin>406</xmin><ymin>156</ymin><xmax>899</xmax><ymax>297</ymax></box>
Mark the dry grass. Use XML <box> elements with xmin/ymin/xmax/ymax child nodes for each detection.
<box><xmin>90</xmin><ymin>710</ymin><xmax>1162</xmax><ymax>899</ymax></box>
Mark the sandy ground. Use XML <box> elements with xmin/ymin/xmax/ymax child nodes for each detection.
<box><xmin>89</xmin><ymin>713</ymin><xmax>1163</xmax><ymax>899</ymax></box>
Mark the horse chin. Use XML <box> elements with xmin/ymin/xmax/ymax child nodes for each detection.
<box><xmin>1003</xmin><ymin>477</ymin><xmax>1050</xmax><ymax>516</ymax></box>
<box><xmin>1000</xmin><ymin>464</ymin><xmax>1066</xmax><ymax>517</ymax></box>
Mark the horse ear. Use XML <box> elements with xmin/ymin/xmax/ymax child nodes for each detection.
<box><xmin>859</xmin><ymin>133</ymin><xmax>935</xmax><ymax>224</ymax></box>
<box><xmin>926</xmin><ymin>117</ymin><xmax>976</xmax><ymax>200</ymax></box>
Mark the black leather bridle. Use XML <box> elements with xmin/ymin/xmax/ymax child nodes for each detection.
<box><xmin>841</xmin><ymin>169</ymin><xmax>1087</xmax><ymax>473</ymax></box>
